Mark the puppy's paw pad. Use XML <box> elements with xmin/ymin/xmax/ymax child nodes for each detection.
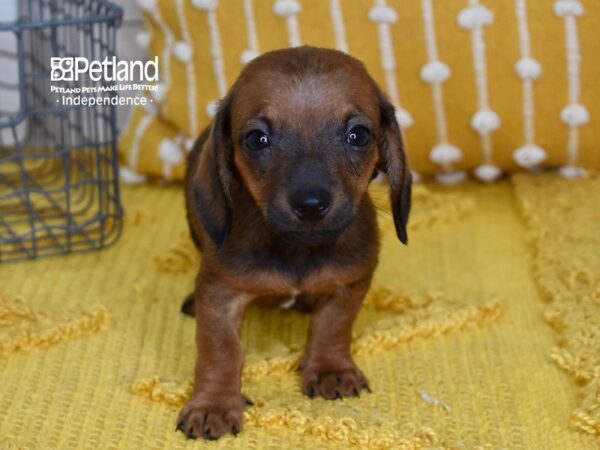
<box><xmin>176</xmin><ymin>396</ymin><xmax>244</xmax><ymax>440</ymax></box>
<box><xmin>302</xmin><ymin>366</ymin><xmax>370</xmax><ymax>400</ymax></box>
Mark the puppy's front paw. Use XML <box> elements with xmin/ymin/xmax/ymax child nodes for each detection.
<box><xmin>176</xmin><ymin>394</ymin><xmax>247</xmax><ymax>440</ymax></box>
<box><xmin>302</xmin><ymin>364</ymin><xmax>370</xmax><ymax>400</ymax></box>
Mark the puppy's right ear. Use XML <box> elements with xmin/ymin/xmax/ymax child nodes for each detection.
<box><xmin>375</xmin><ymin>89</ymin><xmax>412</xmax><ymax>245</ymax></box>
<box><xmin>189</xmin><ymin>98</ymin><xmax>233</xmax><ymax>248</ymax></box>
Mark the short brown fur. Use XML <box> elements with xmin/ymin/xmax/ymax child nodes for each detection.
<box><xmin>177</xmin><ymin>46</ymin><xmax>411</xmax><ymax>440</ymax></box>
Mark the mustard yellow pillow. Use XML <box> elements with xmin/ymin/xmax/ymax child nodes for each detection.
<box><xmin>119</xmin><ymin>0</ymin><xmax>600</xmax><ymax>183</ymax></box>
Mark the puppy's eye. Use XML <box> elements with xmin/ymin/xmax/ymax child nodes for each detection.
<box><xmin>245</xmin><ymin>130</ymin><xmax>270</xmax><ymax>152</ymax></box>
<box><xmin>346</xmin><ymin>125</ymin><xmax>371</xmax><ymax>148</ymax></box>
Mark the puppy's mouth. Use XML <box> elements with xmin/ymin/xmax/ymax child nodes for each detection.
<box><xmin>266</xmin><ymin>207</ymin><xmax>354</xmax><ymax>246</ymax></box>
<box><xmin>275</xmin><ymin>228</ymin><xmax>346</xmax><ymax>246</ymax></box>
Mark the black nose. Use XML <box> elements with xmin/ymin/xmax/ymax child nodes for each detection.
<box><xmin>290</xmin><ymin>189</ymin><xmax>332</xmax><ymax>221</ymax></box>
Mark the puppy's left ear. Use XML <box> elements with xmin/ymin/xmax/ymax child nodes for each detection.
<box><xmin>376</xmin><ymin>90</ymin><xmax>412</xmax><ymax>245</ymax></box>
<box><xmin>188</xmin><ymin>97</ymin><xmax>234</xmax><ymax>248</ymax></box>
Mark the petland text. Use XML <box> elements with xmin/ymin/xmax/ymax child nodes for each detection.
<box><xmin>51</xmin><ymin>56</ymin><xmax>159</xmax><ymax>82</ymax></box>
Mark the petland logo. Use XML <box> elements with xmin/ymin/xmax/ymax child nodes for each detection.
<box><xmin>50</xmin><ymin>56</ymin><xmax>160</xmax><ymax>107</ymax></box>
<box><xmin>51</xmin><ymin>57</ymin><xmax>159</xmax><ymax>82</ymax></box>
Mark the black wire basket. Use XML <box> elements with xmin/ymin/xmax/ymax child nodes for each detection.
<box><xmin>0</xmin><ymin>0</ymin><xmax>124</xmax><ymax>262</ymax></box>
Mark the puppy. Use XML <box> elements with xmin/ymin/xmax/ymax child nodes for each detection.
<box><xmin>177</xmin><ymin>46</ymin><xmax>411</xmax><ymax>440</ymax></box>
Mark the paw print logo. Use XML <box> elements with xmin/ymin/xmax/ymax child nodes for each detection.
<box><xmin>51</xmin><ymin>57</ymin><xmax>74</xmax><ymax>81</ymax></box>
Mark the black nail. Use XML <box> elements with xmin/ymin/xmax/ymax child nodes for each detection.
<box><xmin>176</xmin><ymin>420</ymin><xmax>184</xmax><ymax>432</ymax></box>
<box><xmin>243</xmin><ymin>396</ymin><xmax>254</xmax><ymax>406</ymax></box>
<box><xmin>365</xmin><ymin>385</ymin><xmax>372</xmax><ymax>393</ymax></box>
<box><xmin>203</xmin><ymin>429</ymin><xmax>214</xmax><ymax>440</ymax></box>
<box><xmin>333</xmin><ymin>390</ymin><xmax>342</xmax><ymax>400</ymax></box>
<box><xmin>231</xmin><ymin>425</ymin><xmax>239</xmax><ymax>436</ymax></box>
<box><xmin>186</xmin><ymin>426</ymin><xmax>194</xmax><ymax>438</ymax></box>
<box><xmin>308</xmin><ymin>387</ymin><xmax>316</xmax><ymax>398</ymax></box>
<box><xmin>353</xmin><ymin>388</ymin><xmax>360</xmax><ymax>397</ymax></box>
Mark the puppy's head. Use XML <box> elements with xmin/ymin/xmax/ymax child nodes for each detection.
<box><xmin>194</xmin><ymin>47</ymin><xmax>411</xmax><ymax>247</ymax></box>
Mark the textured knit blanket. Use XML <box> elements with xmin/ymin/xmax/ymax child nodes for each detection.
<box><xmin>0</xmin><ymin>174</ymin><xmax>598</xmax><ymax>449</ymax></box>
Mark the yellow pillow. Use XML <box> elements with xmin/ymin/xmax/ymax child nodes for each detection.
<box><xmin>119</xmin><ymin>0</ymin><xmax>600</xmax><ymax>183</ymax></box>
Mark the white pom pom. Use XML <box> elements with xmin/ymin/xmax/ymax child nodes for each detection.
<box><xmin>206</xmin><ymin>100</ymin><xmax>220</xmax><ymax>118</ymax></box>
<box><xmin>411</xmin><ymin>170</ymin><xmax>422</xmax><ymax>183</ymax></box>
<box><xmin>240</xmin><ymin>49</ymin><xmax>259</xmax><ymax>65</ymax></box>
<box><xmin>273</xmin><ymin>0</ymin><xmax>301</xmax><ymax>16</ymax></box>
<box><xmin>151</xmin><ymin>83</ymin><xmax>166</xmax><ymax>102</ymax></box>
<box><xmin>514</xmin><ymin>57</ymin><xmax>542</xmax><ymax>80</ymax></box>
<box><xmin>457</xmin><ymin>5</ymin><xmax>494</xmax><ymax>29</ymax></box>
<box><xmin>120</xmin><ymin>166</ymin><xmax>147</xmax><ymax>184</ymax></box>
<box><xmin>560</xmin><ymin>103</ymin><xmax>590</xmax><ymax>127</ymax></box>
<box><xmin>368</xmin><ymin>5</ymin><xmax>398</xmax><ymax>24</ymax></box>
<box><xmin>471</xmin><ymin>109</ymin><xmax>501</xmax><ymax>134</ymax></box>
<box><xmin>137</xmin><ymin>0</ymin><xmax>156</xmax><ymax>12</ymax></box>
<box><xmin>429</xmin><ymin>143</ymin><xmax>463</xmax><ymax>165</ymax></box>
<box><xmin>395</xmin><ymin>108</ymin><xmax>413</xmax><ymax>129</ymax></box>
<box><xmin>420</xmin><ymin>61</ymin><xmax>451</xmax><ymax>84</ymax></box>
<box><xmin>372</xmin><ymin>171</ymin><xmax>386</xmax><ymax>184</ymax></box>
<box><xmin>158</xmin><ymin>139</ymin><xmax>184</xmax><ymax>165</ymax></box>
<box><xmin>173</xmin><ymin>41</ymin><xmax>193</xmax><ymax>63</ymax></box>
<box><xmin>554</xmin><ymin>0</ymin><xmax>583</xmax><ymax>17</ymax></box>
<box><xmin>191</xmin><ymin>0</ymin><xmax>218</xmax><ymax>11</ymax></box>
<box><xmin>135</xmin><ymin>31</ymin><xmax>151</xmax><ymax>50</ymax></box>
<box><xmin>513</xmin><ymin>144</ymin><xmax>547</xmax><ymax>168</ymax></box>
<box><xmin>142</xmin><ymin>99</ymin><xmax>157</xmax><ymax>114</ymax></box>
<box><xmin>184</xmin><ymin>137</ymin><xmax>196</xmax><ymax>152</ymax></box>
<box><xmin>474</xmin><ymin>164</ymin><xmax>502</xmax><ymax>182</ymax></box>
<box><xmin>435</xmin><ymin>170</ymin><xmax>467</xmax><ymax>185</ymax></box>
<box><xmin>558</xmin><ymin>165</ymin><xmax>586</xmax><ymax>178</ymax></box>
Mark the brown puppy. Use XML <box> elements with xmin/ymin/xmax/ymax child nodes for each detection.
<box><xmin>177</xmin><ymin>46</ymin><xmax>411</xmax><ymax>440</ymax></box>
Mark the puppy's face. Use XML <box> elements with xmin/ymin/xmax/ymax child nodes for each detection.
<box><xmin>192</xmin><ymin>48</ymin><xmax>411</xmax><ymax>249</ymax></box>
<box><xmin>229</xmin><ymin>53</ymin><xmax>382</xmax><ymax>245</ymax></box>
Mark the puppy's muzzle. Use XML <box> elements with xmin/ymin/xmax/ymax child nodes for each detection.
<box><xmin>290</xmin><ymin>188</ymin><xmax>332</xmax><ymax>222</ymax></box>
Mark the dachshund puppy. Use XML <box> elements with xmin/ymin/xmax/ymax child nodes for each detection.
<box><xmin>177</xmin><ymin>46</ymin><xmax>412</xmax><ymax>440</ymax></box>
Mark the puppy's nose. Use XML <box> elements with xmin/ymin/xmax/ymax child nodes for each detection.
<box><xmin>290</xmin><ymin>189</ymin><xmax>332</xmax><ymax>221</ymax></box>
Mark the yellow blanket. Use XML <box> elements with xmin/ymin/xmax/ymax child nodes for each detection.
<box><xmin>0</xmin><ymin>174</ymin><xmax>598</xmax><ymax>449</ymax></box>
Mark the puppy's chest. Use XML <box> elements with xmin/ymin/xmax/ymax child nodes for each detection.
<box><xmin>221</xmin><ymin>241</ymin><xmax>372</xmax><ymax>295</ymax></box>
<box><xmin>238</xmin><ymin>244</ymin><xmax>337</xmax><ymax>282</ymax></box>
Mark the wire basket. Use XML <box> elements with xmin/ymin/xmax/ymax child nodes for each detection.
<box><xmin>0</xmin><ymin>0</ymin><xmax>124</xmax><ymax>262</ymax></box>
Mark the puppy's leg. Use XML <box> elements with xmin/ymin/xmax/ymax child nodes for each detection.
<box><xmin>177</xmin><ymin>282</ymin><xmax>251</xmax><ymax>440</ymax></box>
<box><xmin>300</xmin><ymin>274</ymin><xmax>372</xmax><ymax>400</ymax></box>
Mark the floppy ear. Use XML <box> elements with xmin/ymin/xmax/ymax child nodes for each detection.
<box><xmin>376</xmin><ymin>90</ymin><xmax>412</xmax><ymax>245</ymax></box>
<box><xmin>189</xmin><ymin>98</ymin><xmax>234</xmax><ymax>248</ymax></box>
